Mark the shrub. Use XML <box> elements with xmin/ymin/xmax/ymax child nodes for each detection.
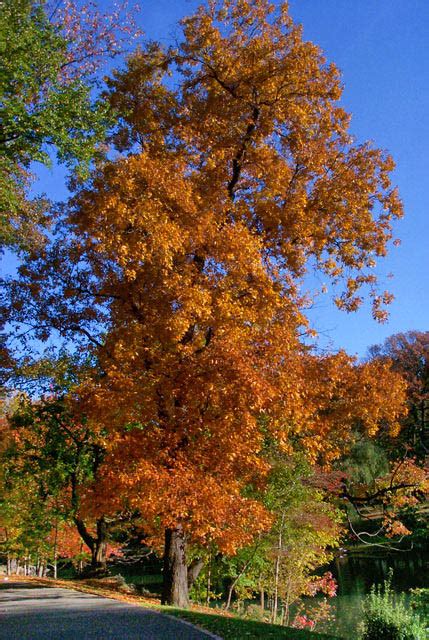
<box><xmin>410</xmin><ymin>588</ymin><xmax>429</xmax><ymax>620</ymax></box>
<box><xmin>360</xmin><ymin>575</ymin><xmax>427</xmax><ymax>640</ymax></box>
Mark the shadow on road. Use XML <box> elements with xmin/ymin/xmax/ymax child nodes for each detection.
<box><xmin>0</xmin><ymin>581</ymin><xmax>43</xmax><ymax>590</ymax></box>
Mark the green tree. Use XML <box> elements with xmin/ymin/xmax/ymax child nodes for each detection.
<box><xmin>0</xmin><ymin>0</ymin><xmax>139</xmax><ymax>251</ymax></box>
<box><xmin>191</xmin><ymin>456</ymin><xmax>342</xmax><ymax>629</ymax></box>
<box><xmin>0</xmin><ymin>393</ymin><xmax>119</xmax><ymax>574</ymax></box>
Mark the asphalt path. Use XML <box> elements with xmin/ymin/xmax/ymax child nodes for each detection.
<box><xmin>0</xmin><ymin>581</ymin><xmax>220</xmax><ymax>640</ymax></box>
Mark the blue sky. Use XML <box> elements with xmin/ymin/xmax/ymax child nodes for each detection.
<box><xmin>5</xmin><ymin>0</ymin><xmax>428</xmax><ymax>358</ymax></box>
<box><xmin>286</xmin><ymin>0</ymin><xmax>429</xmax><ymax>356</ymax></box>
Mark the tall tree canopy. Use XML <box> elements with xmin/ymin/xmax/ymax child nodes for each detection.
<box><xmin>3</xmin><ymin>0</ymin><xmax>407</xmax><ymax>606</ymax></box>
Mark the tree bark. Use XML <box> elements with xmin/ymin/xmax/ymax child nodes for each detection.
<box><xmin>206</xmin><ymin>559</ymin><xmax>211</xmax><ymax>605</ymax></box>
<box><xmin>90</xmin><ymin>517</ymin><xmax>108</xmax><ymax>574</ymax></box>
<box><xmin>161</xmin><ymin>527</ymin><xmax>189</xmax><ymax>608</ymax></box>
<box><xmin>75</xmin><ymin>515</ymin><xmax>109</xmax><ymax>577</ymax></box>
<box><xmin>188</xmin><ymin>557</ymin><xmax>204</xmax><ymax>590</ymax></box>
<box><xmin>53</xmin><ymin>518</ymin><xmax>58</xmax><ymax>579</ymax></box>
<box><xmin>272</xmin><ymin>512</ymin><xmax>285</xmax><ymax>623</ymax></box>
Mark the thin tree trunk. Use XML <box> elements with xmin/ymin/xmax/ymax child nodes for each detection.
<box><xmin>53</xmin><ymin>518</ymin><xmax>58</xmax><ymax>579</ymax></box>
<box><xmin>225</xmin><ymin>559</ymin><xmax>250</xmax><ymax>611</ymax></box>
<box><xmin>161</xmin><ymin>526</ymin><xmax>189</xmax><ymax>608</ymax></box>
<box><xmin>283</xmin><ymin>573</ymin><xmax>292</xmax><ymax>626</ymax></box>
<box><xmin>78</xmin><ymin>541</ymin><xmax>84</xmax><ymax>574</ymax></box>
<box><xmin>206</xmin><ymin>556</ymin><xmax>211</xmax><ymax>605</ymax></box>
<box><xmin>10</xmin><ymin>557</ymin><xmax>17</xmax><ymax>575</ymax></box>
<box><xmin>225</xmin><ymin>580</ymin><xmax>235</xmax><ymax>611</ymax></box>
<box><xmin>224</xmin><ymin>540</ymin><xmax>261</xmax><ymax>612</ymax></box>
<box><xmin>272</xmin><ymin>512</ymin><xmax>285</xmax><ymax>624</ymax></box>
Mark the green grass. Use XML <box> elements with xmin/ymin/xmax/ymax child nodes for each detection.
<box><xmin>163</xmin><ymin>608</ymin><xmax>340</xmax><ymax>639</ymax></box>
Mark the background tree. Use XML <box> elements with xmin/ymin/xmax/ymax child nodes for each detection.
<box><xmin>368</xmin><ymin>331</ymin><xmax>429</xmax><ymax>462</ymax></box>
<box><xmin>336</xmin><ymin>331</ymin><xmax>429</xmax><ymax>548</ymax></box>
<box><xmin>0</xmin><ymin>393</ymin><xmax>127</xmax><ymax>575</ymax></box>
<box><xmin>197</xmin><ymin>455</ymin><xmax>342</xmax><ymax>628</ymax></box>
<box><xmin>0</xmin><ymin>0</ymin><xmax>140</xmax><ymax>251</ymax></box>
<box><xmin>262</xmin><ymin>457</ymin><xmax>341</xmax><ymax>627</ymax></box>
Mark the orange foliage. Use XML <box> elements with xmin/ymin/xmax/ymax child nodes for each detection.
<box><xmin>8</xmin><ymin>1</ymin><xmax>406</xmax><ymax>554</ymax></box>
<box><xmin>47</xmin><ymin>523</ymin><xmax>121</xmax><ymax>560</ymax></box>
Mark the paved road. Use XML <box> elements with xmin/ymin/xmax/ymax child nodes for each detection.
<box><xmin>0</xmin><ymin>582</ymin><xmax>219</xmax><ymax>640</ymax></box>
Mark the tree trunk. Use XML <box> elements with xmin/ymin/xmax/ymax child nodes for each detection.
<box><xmin>161</xmin><ymin>527</ymin><xmax>189</xmax><ymax>608</ymax></box>
<box><xmin>75</xmin><ymin>515</ymin><xmax>108</xmax><ymax>577</ymax></box>
<box><xmin>90</xmin><ymin>518</ymin><xmax>108</xmax><ymax>575</ymax></box>
<box><xmin>206</xmin><ymin>558</ymin><xmax>211</xmax><ymax>605</ymax></box>
<box><xmin>53</xmin><ymin>519</ymin><xmax>58</xmax><ymax>579</ymax></box>
<box><xmin>10</xmin><ymin>557</ymin><xmax>17</xmax><ymax>575</ymax></box>
<box><xmin>272</xmin><ymin>512</ymin><xmax>285</xmax><ymax>624</ymax></box>
<box><xmin>224</xmin><ymin>548</ymin><xmax>259</xmax><ymax>612</ymax></box>
<box><xmin>78</xmin><ymin>541</ymin><xmax>84</xmax><ymax>574</ymax></box>
<box><xmin>225</xmin><ymin>580</ymin><xmax>235</xmax><ymax>611</ymax></box>
<box><xmin>188</xmin><ymin>557</ymin><xmax>204</xmax><ymax>590</ymax></box>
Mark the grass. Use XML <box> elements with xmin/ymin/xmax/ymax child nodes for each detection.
<box><xmin>162</xmin><ymin>607</ymin><xmax>339</xmax><ymax>639</ymax></box>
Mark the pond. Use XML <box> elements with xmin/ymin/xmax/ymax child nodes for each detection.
<box><xmin>319</xmin><ymin>548</ymin><xmax>429</xmax><ymax>638</ymax></box>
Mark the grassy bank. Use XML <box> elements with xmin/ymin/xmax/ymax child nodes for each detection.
<box><xmin>165</xmin><ymin>607</ymin><xmax>339</xmax><ymax>639</ymax></box>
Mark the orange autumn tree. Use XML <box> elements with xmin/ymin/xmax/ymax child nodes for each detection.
<box><xmin>5</xmin><ymin>0</ymin><xmax>406</xmax><ymax>606</ymax></box>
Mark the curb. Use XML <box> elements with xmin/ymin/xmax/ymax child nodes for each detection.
<box><xmin>162</xmin><ymin>613</ymin><xmax>223</xmax><ymax>640</ymax></box>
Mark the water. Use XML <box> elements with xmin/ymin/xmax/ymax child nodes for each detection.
<box><xmin>320</xmin><ymin>548</ymin><xmax>429</xmax><ymax>638</ymax></box>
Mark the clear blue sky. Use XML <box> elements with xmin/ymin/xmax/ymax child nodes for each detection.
<box><xmin>7</xmin><ymin>0</ymin><xmax>429</xmax><ymax>358</ymax></box>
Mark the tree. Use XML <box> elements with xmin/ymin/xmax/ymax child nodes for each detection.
<box><xmin>207</xmin><ymin>455</ymin><xmax>342</xmax><ymax>626</ymax></box>
<box><xmin>368</xmin><ymin>331</ymin><xmax>429</xmax><ymax>461</ymax></box>
<box><xmin>0</xmin><ymin>0</ymin><xmax>140</xmax><ymax>251</ymax></box>
<box><xmin>0</xmin><ymin>393</ymin><xmax>125</xmax><ymax>575</ymax></box>
<box><xmin>335</xmin><ymin>332</ymin><xmax>429</xmax><ymax>547</ymax></box>
<box><xmin>3</xmin><ymin>0</ymin><xmax>407</xmax><ymax>606</ymax></box>
<box><xmin>262</xmin><ymin>457</ymin><xmax>341</xmax><ymax>627</ymax></box>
